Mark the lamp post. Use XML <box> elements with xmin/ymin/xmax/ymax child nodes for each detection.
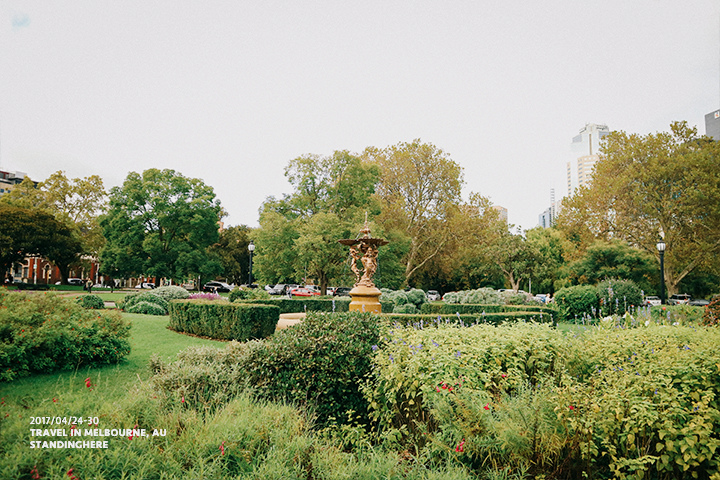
<box><xmin>247</xmin><ymin>241</ymin><xmax>255</xmax><ymax>286</ymax></box>
<box><xmin>656</xmin><ymin>239</ymin><xmax>666</xmax><ymax>304</ymax></box>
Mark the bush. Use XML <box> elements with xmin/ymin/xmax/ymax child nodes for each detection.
<box><xmin>168</xmin><ymin>300</ymin><xmax>279</xmax><ymax>341</ymax></box>
<box><xmin>554</xmin><ymin>285</ymin><xmax>599</xmax><ymax>322</ymax></box>
<box><xmin>236</xmin><ymin>297</ymin><xmax>350</xmax><ymax>314</ymax></box>
<box><xmin>392</xmin><ymin>303</ymin><xmax>417</xmax><ymax>314</ymax></box>
<box><xmin>118</xmin><ymin>292</ymin><xmax>169</xmax><ymax>315</ymax></box>
<box><xmin>597</xmin><ymin>278</ymin><xmax>643</xmax><ymax>315</ymax></box>
<box><xmin>0</xmin><ymin>291</ymin><xmax>131</xmax><ymax>381</ymax></box>
<box><xmin>76</xmin><ymin>294</ymin><xmax>105</xmax><ymax>309</ymax></box>
<box><xmin>126</xmin><ymin>301</ymin><xmax>168</xmax><ymax>316</ymax></box>
<box><xmin>702</xmin><ymin>297</ymin><xmax>720</xmax><ymax>326</ymax></box>
<box><xmin>229</xmin><ymin>287</ymin><xmax>271</xmax><ymax>302</ymax></box>
<box><xmin>151</xmin><ymin>285</ymin><xmax>190</xmax><ymax>301</ymax></box>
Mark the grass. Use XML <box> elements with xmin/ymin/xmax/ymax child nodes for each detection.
<box><xmin>0</xmin><ymin>313</ymin><xmax>225</xmax><ymax>402</ymax></box>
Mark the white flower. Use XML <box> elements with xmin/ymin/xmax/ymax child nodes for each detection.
<box><xmin>645</xmin><ymin>320</ymin><xmax>650</xmax><ymax>327</ymax></box>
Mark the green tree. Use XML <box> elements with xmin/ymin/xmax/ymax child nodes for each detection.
<box><xmin>557</xmin><ymin>122</ymin><xmax>720</xmax><ymax>295</ymax></box>
<box><xmin>255</xmin><ymin>151</ymin><xmax>381</xmax><ymax>293</ymax></box>
<box><xmin>99</xmin><ymin>169</ymin><xmax>223</xmax><ymax>284</ymax></box>
<box><xmin>525</xmin><ymin>227</ymin><xmax>567</xmax><ymax>294</ymax></box>
<box><xmin>365</xmin><ymin>140</ymin><xmax>464</xmax><ymax>285</ymax></box>
<box><xmin>0</xmin><ymin>205</ymin><xmax>82</xmax><ymax>283</ymax></box>
<box><xmin>209</xmin><ymin>225</ymin><xmax>252</xmax><ymax>285</ymax></box>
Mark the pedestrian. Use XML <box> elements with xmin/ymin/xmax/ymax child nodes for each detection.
<box><xmin>86</xmin><ymin>279</ymin><xmax>93</xmax><ymax>294</ymax></box>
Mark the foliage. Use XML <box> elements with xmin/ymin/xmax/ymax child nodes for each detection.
<box><xmin>556</xmin><ymin>122</ymin><xmax>720</xmax><ymax>296</ymax></box>
<box><xmin>118</xmin><ymin>292</ymin><xmax>169</xmax><ymax>314</ymax></box>
<box><xmin>244</xmin><ymin>311</ymin><xmax>383</xmax><ymax>426</ymax></box>
<box><xmin>596</xmin><ymin>279</ymin><xmax>643</xmax><ymax>316</ymax></box>
<box><xmin>235</xmin><ymin>297</ymin><xmax>351</xmax><ymax>314</ymax></box>
<box><xmin>0</xmin><ymin>204</ymin><xmax>83</xmax><ymax>283</ymax></box>
<box><xmin>99</xmin><ymin>169</ymin><xmax>223</xmax><ymax>284</ymax></box>
<box><xmin>228</xmin><ymin>286</ymin><xmax>270</xmax><ymax>302</ymax></box>
<box><xmin>187</xmin><ymin>292</ymin><xmax>222</xmax><ymax>301</ymax></box>
<box><xmin>554</xmin><ymin>285</ymin><xmax>599</xmax><ymax>322</ymax></box>
<box><xmin>702</xmin><ymin>297</ymin><xmax>720</xmax><ymax>326</ymax></box>
<box><xmin>168</xmin><ymin>300</ymin><xmax>279</xmax><ymax>341</ymax></box>
<box><xmin>75</xmin><ymin>294</ymin><xmax>105</xmax><ymax>309</ymax></box>
<box><xmin>564</xmin><ymin>239</ymin><xmax>658</xmax><ymax>293</ymax></box>
<box><xmin>0</xmin><ymin>291</ymin><xmax>130</xmax><ymax>381</ymax></box>
<box><xmin>421</xmin><ymin>302</ymin><xmax>554</xmax><ymax>316</ymax></box>
<box><xmin>393</xmin><ymin>303</ymin><xmax>418</xmax><ymax>314</ymax></box>
<box><xmin>208</xmin><ymin>224</ymin><xmax>252</xmax><ymax>286</ymax></box>
<box><xmin>443</xmin><ymin>287</ymin><xmax>501</xmax><ymax>305</ymax></box>
<box><xmin>151</xmin><ymin>285</ymin><xmax>190</xmax><ymax>301</ymax></box>
<box><xmin>381</xmin><ymin>288</ymin><xmax>427</xmax><ymax>312</ymax></box>
<box><xmin>126</xmin><ymin>301</ymin><xmax>168</xmax><ymax>316</ymax></box>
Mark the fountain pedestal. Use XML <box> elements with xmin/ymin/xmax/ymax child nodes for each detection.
<box><xmin>339</xmin><ymin>217</ymin><xmax>388</xmax><ymax>313</ymax></box>
<box><xmin>348</xmin><ymin>285</ymin><xmax>382</xmax><ymax>313</ymax></box>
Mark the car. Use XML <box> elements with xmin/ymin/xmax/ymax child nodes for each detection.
<box><xmin>426</xmin><ymin>290</ymin><xmax>441</xmax><ymax>301</ymax></box>
<box><xmin>668</xmin><ymin>294</ymin><xmax>691</xmax><ymax>305</ymax></box>
<box><xmin>533</xmin><ymin>294</ymin><xmax>548</xmax><ymax>304</ymax></box>
<box><xmin>290</xmin><ymin>287</ymin><xmax>320</xmax><ymax>297</ymax></box>
<box><xmin>644</xmin><ymin>295</ymin><xmax>662</xmax><ymax>307</ymax></box>
<box><xmin>202</xmin><ymin>281</ymin><xmax>232</xmax><ymax>293</ymax></box>
<box><xmin>688</xmin><ymin>299</ymin><xmax>710</xmax><ymax>307</ymax></box>
<box><xmin>135</xmin><ymin>282</ymin><xmax>156</xmax><ymax>289</ymax></box>
<box><xmin>268</xmin><ymin>284</ymin><xmax>286</xmax><ymax>295</ymax></box>
<box><xmin>333</xmin><ymin>287</ymin><xmax>352</xmax><ymax>297</ymax></box>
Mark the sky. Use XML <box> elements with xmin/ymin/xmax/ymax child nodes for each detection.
<box><xmin>1</xmin><ymin>1</ymin><xmax>719</xmax><ymax>231</ymax></box>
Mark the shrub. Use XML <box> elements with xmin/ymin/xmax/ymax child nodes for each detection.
<box><xmin>188</xmin><ymin>292</ymin><xmax>222</xmax><ymax>301</ymax></box>
<box><xmin>554</xmin><ymin>285</ymin><xmax>599</xmax><ymax>322</ymax></box>
<box><xmin>229</xmin><ymin>287</ymin><xmax>271</xmax><ymax>302</ymax></box>
<box><xmin>393</xmin><ymin>303</ymin><xmax>417</xmax><ymax>314</ymax></box>
<box><xmin>168</xmin><ymin>300</ymin><xmax>279</xmax><ymax>341</ymax></box>
<box><xmin>118</xmin><ymin>292</ymin><xmax>169</xmax><ymax>315</ymax></box>
<box><xmin>702</xmin><ymin>297</ymin><xmax>720</xmax><ymax>326</ymax></box>
<box><xmin>75</xmin><ymin>294</ymin><xmax>105</xmax><ymax>309</ymax></box>
<box><xmin>151</xmin><ymin>285</ymin><xmax>190</xmax><ymax>301</ymax></box>
<box><xmin>0</xmin><ymin>291</ymin><xmax>131</xmax><ymax>381</ymax></box>
<box><xmin>236</xmin><ymin>297</ymin><xmax>351</xmax><ymax>314</ymax></box>
<box><xmin>499</xmin><ymin>290</ymin><xmax>530</xmax><ymax>305</ymax></box>
<box><xmin>126</xmin><ymin>301</ymin><xmax>168</xmax><ymax>316</ymax></box>
<box><xmin>596</xmin><ymin>278</ymin><xmax>643</xmax><ymax>315</ymax></box>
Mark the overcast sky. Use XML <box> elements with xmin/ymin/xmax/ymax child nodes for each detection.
<box><xmin>2</xmin><ymin>1</ymin><xmax>719</xmax><ymax>231</ymax></box>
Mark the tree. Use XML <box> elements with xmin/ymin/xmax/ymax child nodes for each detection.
<box><xmin>364</xmin><ymin>140</ymin><xmax>464</xmax><ymax>285</ymax></box>
<box><xmin>556</xmin><ymin>122</ymin><xmax>720</xmax><ymax>295</ymax></box>
<box><xmin>0</xmin><ymin>205</ymin><xmax>82</xmax><ymax>282</ymax></box>
<box><xmin>209</xmin><ymin>225</ymin><xmax>253</xmax><ymax>285</ymax></box>
<box><xmin>524</xmin><ymin>227</ymin><xmax>567</xmax><ymax>294</ymax></box>
<box><xmin>0</xmin><ymin>171</ymin><xmax>108</xmax><ymax>257</ymax></box>
<box><xmin>563</xmin><ymin>239</ymin><xmax>657</xmax><ymax>293</ymax></box>
<box><xmin>255</xmin><ymin>151</ymin><xmax>381</xmax><ymax>293</ymax></box>
<box><xmin>99</xmin><ymin>169</ymin><xmax>223</xmax><ymax>283</ymax></box>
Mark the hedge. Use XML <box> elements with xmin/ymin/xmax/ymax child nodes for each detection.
<box><xmin>384</xmin><ymin>311</ymin><xmax>554</xmax><ymax>327</ymax></box>
<box><xmin>420</xmin><ymin>303</ymin><xmax>556</xmax><ymax>316</ymax></box>
<box><xmin>235</xmin><ymin>297</ymin><xmax>351</xmax><ymax>314</ymax></box>
<box><xmin>168</xmin><ymin>300</ymin><xmax>280</xmax><ymax>341</ymax></box>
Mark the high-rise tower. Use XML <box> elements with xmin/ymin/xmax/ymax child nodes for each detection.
<box><xmin>567</xmin><ymin>123</ymin><xmax>610</xmax><ymax>195</ymax></box>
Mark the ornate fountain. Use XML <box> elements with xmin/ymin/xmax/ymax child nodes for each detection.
<box><xmin>338</xmin><ymin>216</ymin><xmax>388</xmax><ymax>313</ymax></box>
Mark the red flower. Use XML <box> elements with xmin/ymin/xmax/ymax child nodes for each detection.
<box><xmin>501</xmin><ymin>374</ymin><xmax>507</xmax><ymax>378</ymax></box>
<box><xmin>84</xmin><ymin>378</ymin><xmax>92</xmax><ymax>388</ymax></box>
<box><xmin>455</xmin><ymin>439</ymin><xmax>465</xmax><ymax>452</ymax></box>
<box><xmin>181</xmin><ymin>396</ymin><xmax>185</xmax><ymax>403</ymax></box>
<box><xmin>569</xmin><ymin>405</ymin><xmax>575</xmax><ymax>410</ymax></box>
<box><xmin>53</xmin><ymin>398</ymin><xmax>58</xmax><ymax>403</ymax></box>
<box><xmin>484</xmin><ymin>403</ymin><xmax>490</xmax><ymax>410</ymax></box>
<box><xmin>220</xmin><ymin>441</ymin><xmax>226</xmax><ymax>455</ymax></box>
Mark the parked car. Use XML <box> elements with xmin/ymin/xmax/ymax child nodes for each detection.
<box><xmin>533</xmin><ymin>294</ymin><xmax>548</xmax><ymax>304</ymax></box>
<box><xmin>688</xmin><ymin>298</ymin><xmax>710</xmax><ymax>307</ymax></box>
<box><xmin>290</xmin><ymin>287</ymin><xmax>320</xmax><ymax>297</ymax></box>
<box><xmin>135</xmin><ymin>282</ymin><xmax>156</xmax><ymax>289</ymax></box>
<box><xmin>268</xmin><ymin>284</ymin><xmax>287</xmax><ymax>295</ymax></box>
<box><xmin>202</xmin><ymin>281</ymin><xmax>232</xmax><ymax>293</ymax></box>
<box><xmin>426</xmin><ymin>290</ymin><xmax>441</xmax><ymax>301</ymax></box>
<box><xmin>668</xmin><ymin>294</ymin><xmax>691</xmax><ymax>305</ymax></box>
<box><xmin>333</xmin><ymin>287</ymin><xmax>352</xmax><ymax>297</ymax></box>
<box><xmin>644</xmin><ymin>295</ymin><xmax>662</xmax><ymax>306</ymax></box>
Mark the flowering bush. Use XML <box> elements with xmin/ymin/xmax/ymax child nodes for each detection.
<box><xmin>188</xmin><ymin>292</ymin><xmax>222</xmax><ymax>301</ymax></box>
<box><xmin>702</xmin><ymin>297</ymin><xmax>720</xmax><ymax>326</ymax></box>
<box><xmin>152</xmin><ymin>285</ymin><xmax>190</xmax><ymax>301</ymax></box>
<box><xmin>553</xmin><ymin>285</ymin><xmax>599</xmax><ymax>322</ymax></box>
<box><xmin>0</xmin><ymin>291</ymin><xmax>131</xmax><ymax>381</ymax></box>
<box><xmin>75</xmin><ymin>294</ymin><xmax>105</xmax><ymax>309</ymax></box>
<box><xmin>118</xmin><ymin>292</ymin><xmax>169</xmax><ymax>315</ymax></box>
<box><xmin>597</xmin><ymin>278</ymin><xmax>643</xmax><ymax>316</ymax></box>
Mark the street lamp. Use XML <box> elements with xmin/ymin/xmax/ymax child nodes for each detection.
<box><xmin>248</xmin><ymin>241</ymin><xmax>255</xmax><ymax>286</ymax></box>
<box><xmin>656</xmin><ymin>239</ymin><xmax>666</xmax><ymax>304</ymax></box>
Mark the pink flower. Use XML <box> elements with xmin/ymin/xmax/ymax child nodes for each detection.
<box><xmin>181</xmin><ymin>396</ymin><xmax>185</xmax><ymax>403</ymax></box>
<box><xmin>501</xmin><ymin>374</ymin><xmax>507</xmax><ymax>378</ymax></box>
<box><xmin>220</xmin><ymin>441</ymin><xmax>226</xmax><ymax>455</ymax></box>
<box><xmin>484</xmin><ymin>403</ymin><xmax>490</xmax><ymax>410</ymax></box>
<box><xmin>455</xmin><ymin>439</ymin><xmax>465</xmax><ymax>452</ymax></box>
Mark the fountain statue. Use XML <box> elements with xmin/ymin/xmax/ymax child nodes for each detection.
<box><xmin>338</xmin><ymin>215</ymin><xmax>388</xmax><ymax>313</ymax></box>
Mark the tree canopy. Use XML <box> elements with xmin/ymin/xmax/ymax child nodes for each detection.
<box><xmin>99</xmin><ymin>169</ymin><xmax>223</xmax><ymax>283</ymax></box>
<box><xmin>556</xmin><ymin>122</ymin><xmax>720</xmax><ymax>295</ymax></box>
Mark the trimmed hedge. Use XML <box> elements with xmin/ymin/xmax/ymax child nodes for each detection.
<box><xmin>235</xmin><ymin>297</ymin><xmax>350</xmax><ymax>314</ymax></box>
<box><xmin>76</xmin><ymin>294</ymin><xmax>105</xmax><ymax>309</ymax></box>
<box><xmin>168</xmin><ymin>300</ymin><xmax>279</xmax><ymax>341</ymax></box>
<box><xmin>384</xmin><ymin>311</ymin><xmax>554</xmax><ymax>327</ymax></box>
<box><xmin>420</xmin><ymin>303</ymin><xmax>555</xmax><ymax>316</ymax></box>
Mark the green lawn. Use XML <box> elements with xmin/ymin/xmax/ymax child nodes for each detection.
<box><xmin>0</xmin><ymin>312</ymin><xmax>225</xmax><ymax>402</ymax></box>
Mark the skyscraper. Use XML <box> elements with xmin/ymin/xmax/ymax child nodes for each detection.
<box><xmin>567</xmin><ymin>123</ymin><xmax>610</xmax><ymax>195</ymax></box>
<box><xmin>705</xmin><ymin>109</ymin><xmax>720</xmax><ymax>141</ymax></box>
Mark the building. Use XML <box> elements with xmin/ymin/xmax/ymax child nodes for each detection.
<box><xmin>491</xmin><ymin>205</ymin><xmax>508</xmax><ymax>224</ymax></box>
<box><xmin>567</xmin><ymin>123</ymin><xmax>610</xmax><ymax>195</ymax></box>
<box><xmin>705</xmin><ymin>109</ymin><xmax>720</xmax><ymax>141</ymax></box>
<box><xmin>538</xmin><ymin>189</ymin><xmax>562</xmax><ymax>228</ymax></box>
<box><xmin>0</xmin><ymin>170</ymin><xmax>28</xmax><ymax>196</ymax></box>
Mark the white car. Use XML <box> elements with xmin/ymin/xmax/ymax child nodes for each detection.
<box><xmin>135</xmin><ymin>282</ymin><xmax>156</xmax><ymax>289</ymax></box>
<box><xmin>644</xmin><ymin>296</ymin><xmax>661</xmax><ymax>306</ymax></box>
